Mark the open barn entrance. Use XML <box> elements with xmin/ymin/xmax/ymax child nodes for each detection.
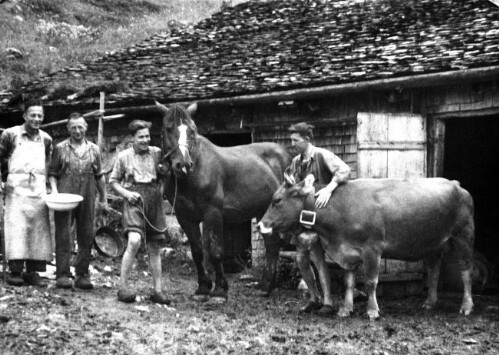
<box><xmin>205</xmin><ymin>131</ymin><xmax>253</xmax><ymax>273</ymax></box>
<box><xmin>443</xmin><ymin>115</ymin><xmax>499</xmax><ymax>293</ymax></box>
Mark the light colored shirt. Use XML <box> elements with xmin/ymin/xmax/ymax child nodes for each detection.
<box><xmin>287</xmin><ymin>146</ymin><xmax>350</xmax><ymax>185</ymax></box>
<box><xmin>109</xmin><ymin>146</ymin><xmax>162</xmax><ymax>189</ymax></box>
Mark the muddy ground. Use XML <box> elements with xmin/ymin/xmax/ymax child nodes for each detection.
<box><xmin>1</xmin><ymin>252</ymin><xmax>498</xmax><ymax>355</ymax></box>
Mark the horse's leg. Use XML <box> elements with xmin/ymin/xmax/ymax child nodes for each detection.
<box><xmin>203</xmin><ymin>208</ymin><xmax>228</xmax><ymax>300</ymax></box>
<box><xmin>258</xmin><ymin>231</ymin><xmax>280</xmax><ymax>294</ymax></box>
<box><xmin>176</xmin><ymin>214</ymin><xmax>212</xmax><ymax>296</ymax></box>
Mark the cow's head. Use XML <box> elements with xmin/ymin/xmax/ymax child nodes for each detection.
<box><xmin>156</xmin><ymin>101</ymin><xmax>198</xmax><ymax>178</ymax></box>
<box><xmin>258</xmin><ymin>173</ymin><xmax>316</xmax><ymax>236</ymax></box>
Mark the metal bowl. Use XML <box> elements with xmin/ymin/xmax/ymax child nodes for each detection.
<box><xmin>44</xmin><ymin>193</ymin><xmax>83</xmax><ymax>211</ymax></box>
<box><xmin>94</xmin><ymin>226</ymin><xmax>125</xmax><ymax>258</ymax></box>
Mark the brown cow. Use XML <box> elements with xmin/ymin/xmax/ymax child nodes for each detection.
<box><xmin>258</xmin><ymin>175</ymin><xmax>475</xmax><ymax>319</ymax></box>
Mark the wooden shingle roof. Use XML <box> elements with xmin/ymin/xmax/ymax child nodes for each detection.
<box><xmin>4</xmin><ymin>0</ymin><xmax>499</xmax><ymax>110</ymax></box>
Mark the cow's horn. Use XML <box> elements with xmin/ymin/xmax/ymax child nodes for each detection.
<box><xmin>284</xmin><ymin>172</ymin><xmax>295</xmax><ymax>186</ymax></box>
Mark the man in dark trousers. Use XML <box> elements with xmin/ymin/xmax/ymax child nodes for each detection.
<box><xmin>49</xmin><ymin>112</ymin><xmax>108</xmax><ymax>290</ymax></box>
<box><xmin>286</xmin><ymin>122</ymin><xmax>351</xmax><ymax>315</ymax></box>
<box><xmin>0</xmin><ymin>101</ymin><xmax>52</xmax><ymax>287</ymax></box>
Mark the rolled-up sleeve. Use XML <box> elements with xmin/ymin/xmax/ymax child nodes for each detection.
<box><xmin>92</xmin><ymin>145</ymin><xmax>105</xmax><ymax>178</ymax></box>
<box><xmin>322</xmin><ymin>149</ymin><xmax>351</xmax><ymax>184</ymax></box>
<box><xmin>0</xmin><ymin>130</ymin><xmax>13</xmax><ymax>181</ymax></box>
<box><xmin>108</xmin><ymin>155</ymin><xmax>124</xmax><ymax>184</ymax></box>
<box><xmin>48</xmin><ymin>144</ymin><xmax>63</xmax><ymax>178</ymax></box>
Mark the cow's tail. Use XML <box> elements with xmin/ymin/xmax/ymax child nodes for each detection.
<box><xmin>455</xmin><ymin>184</ymin><xmax>475</xmax><ymax>249</ymax></box>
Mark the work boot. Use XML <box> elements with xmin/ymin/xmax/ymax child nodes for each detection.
<box><xmin>150</xmin><ymin>291</ymin><xmax>172</xmax><ymax>305</ymax></box>
<box><xmin>299</xmin><ymin>300</ymin><xmax>323</xmax><ymax>313</ymax></box>
<box><xmin>75</xmin><ymin>275</ymin><xmax>93</xmax><ymax>290</ymax></box>
<box><xmin>7</xmin><ymin>272</ymin><xmax>24</xmax><ymax>286</ymax></box>
<box><xmin>117</xmin><ymin>288</ymin><xmax>136</xmax><ymax>303</ymax></box>
<box><xmin>56</xmin><ymin>276</ymin><xmax>73</xmax><ymax>289</ymax></box>
<box><xmin>23</xmin><ymin>272</ymin><xmax>48</xmax><ymax>287</ymax></box>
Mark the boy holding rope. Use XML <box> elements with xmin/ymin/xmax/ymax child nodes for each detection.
<box><xmin>109</xmin><ymin>120</ymin><xmax>171</xmax><ymax>304</ymax></box>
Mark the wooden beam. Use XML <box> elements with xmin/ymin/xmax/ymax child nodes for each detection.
<box><xmin>41</xmin><ymin>114</ymin><xmax>124</xmax><ymax>129</ymax></box>
<box><xmin>97</xmin><ymin>92</ymin><xmax>105</xmax><ymax>148</ymax></box>
<box><xmin>358</xmin><ymin>142</ymin><xmax>426</xmax><ymax>150</ymax></box>
<box><xmin>429</xmin><ymin>106</ymin><xmax>499</xmax><ymax>120</ymax></box>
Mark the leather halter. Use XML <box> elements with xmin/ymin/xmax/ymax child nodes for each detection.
<box><xmin>160</xmin><ymin>135</ymin><xmax>194</xmax><ymax>166</ymax></box>
<box><xmin>300</xmin><ymin>191</ymin><xmax>317</xmax><ymax>229</ymax></box>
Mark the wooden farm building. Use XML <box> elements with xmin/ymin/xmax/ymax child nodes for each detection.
<box><xmin>2</xmin><ymin>0</ymin><xmax>499</xmax><ymax>292</ymax></box>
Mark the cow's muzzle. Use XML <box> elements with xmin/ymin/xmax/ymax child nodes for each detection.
<box><xmin>257</xmin><ymin>221</ymin><xmax>273</xmax><ymax>236</ymax></box>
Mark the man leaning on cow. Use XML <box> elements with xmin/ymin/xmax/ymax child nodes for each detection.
<box><xmin>286</xmin><ymin>122</ymin><xmax>351</xmax><ymax>315</ymax></box>
<box><xmin>48</xmin><ymin>112</ymin><xmax>109</xmax><ymax>290</ymax></box>
<box><xmin>0</xmin><ymin>101</ymin><xmax>53</xmax><ymax>287</ymax></box>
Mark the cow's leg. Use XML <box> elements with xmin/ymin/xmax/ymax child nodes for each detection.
<box><xmin>259</xmin><ymin>231</ymin><xmax>281</xmax><ymax>294</ymax></box>
<box><xmin>203</xmin><ymin>209</ymin><xmax>228</xmax><ymax>301</ymax></box>
<box><xmin>296</xmin><ymin>243</ymin><xmax>323</xmax><ymax>312</ymax></box>
<box><xmin>310</xmin><ymin>241</ymin><xmax>334</xmax><ymax>316</ymax></box>
<box><xmin>452</xmin><ymin>229</ymin><xmax>474</xmax><ymax>315</ymax></box>
<box><xmin>176</xmin><ymin>214</ymin><xmax>212</xmax><ymax>298</ymax></box>
<box><xmin>422</xmin><ymin>253</ymin><xmax>441</xmax><ymax>311</ymax></box>
<box><xmin>338</xmin><ymin>270</ymin><xmax>355</xmax><ymax>317</ymax></box>
<box><xmin>364</xmin><ymin>250</ymin><xmax>381</xmax><ymax>320</ymax></box>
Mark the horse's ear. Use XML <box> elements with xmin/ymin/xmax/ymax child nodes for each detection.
<box><xmin>186</xmin><ymin>102</ymin><xmax>197</xmax><ymax>117</ymax></box>
<box><xmin>155</xmin><ymin>101</ymin><xmax>169</xmax><ymax>115</ymax></box>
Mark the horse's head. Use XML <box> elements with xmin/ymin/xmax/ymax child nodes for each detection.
<box><xmin>156</xmin><ymin>101</ymin><xmax>198</xmax><ymax>178</ymax></box>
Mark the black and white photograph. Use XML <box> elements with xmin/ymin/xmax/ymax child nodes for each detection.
<box><xmin>1</xmin><ymin>0</ymin><xmax>498</xmax><ymax>354</ymax></box>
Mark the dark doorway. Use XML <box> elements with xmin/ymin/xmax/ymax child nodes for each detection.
<box><xmin>205</xmin><ymin>132</ymin><xmax>252</xmax><ymax>147</ymax></box>
<box><xmin>205</xmin><ymin>131</ymin><xmax>253</xmax><ymax>273</ymax></box>
<box><xmin>443</xmin><ymin>115</ymin><xmax>499</xmax><ymax>292</ymax></box>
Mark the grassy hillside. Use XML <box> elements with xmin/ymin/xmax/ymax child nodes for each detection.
<box><xmin>0</xmin><ymin>0</ymin><xmax>241</xmax><ymax>92</ymax></box>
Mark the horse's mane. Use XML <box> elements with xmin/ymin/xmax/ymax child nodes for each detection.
<box><xmin>165</xmin><ymin>104</ymin><xmax>198</xmax><ymax>136</ymax></box>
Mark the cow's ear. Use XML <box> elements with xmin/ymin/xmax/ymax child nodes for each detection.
<box><xmin>298</xmin><ymin>175</ymin><xmax>315</xmax><ymax>195</ymax></box>
<box><xmin>304</xmin><ymin>174</ymin><xmax>315</xmax><ymax>187</ymax></box>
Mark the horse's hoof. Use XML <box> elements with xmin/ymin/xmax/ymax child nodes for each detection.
<box><xmin>192</xmin><ymin>294</ymin><xmax>210</xmax><ymax>302</ymax></box>
<box><xmin>366</xmin><ymin>310</ymin><xmax>380</xmax><ymax>320</ymax></box>
<box><xmin>459</xmin><ymin>306</ymin><xmax>473</xmax><ymax>316</ymax></box>
<box><xmin>421</xmin><ymin>303</ymin><xmax>434</xmax><ymax>311</ymax></box>
<box><xmin>317</xmin><ymin>305</ymin><xmax>335</xmax><ymax>317</ymax></box>
<box><xmin>207</xmin><ymin>296</ymin><xmax>227</xmax><ymax>305</ymax></box>
<box><xmin>337</xmin><ymin>307</ymin><xmax>352</xmax><ymax>318</ymax></box>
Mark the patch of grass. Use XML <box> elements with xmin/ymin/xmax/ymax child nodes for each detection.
<box><xmin>0</xmin><ymin>0</ymin><xmax>246</xmax><ymax>91</ymax></box>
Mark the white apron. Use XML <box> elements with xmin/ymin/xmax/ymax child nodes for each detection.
<box><xmin>4</xmin><ymin>127</ymin><xmax>52</xmax><ymax>261</ymax></box>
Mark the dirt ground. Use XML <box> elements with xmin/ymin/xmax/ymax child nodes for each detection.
<box><xmin>1</xmin><ymin>252</ymin><xmax>498</xmax><ymax>355</ymax></box>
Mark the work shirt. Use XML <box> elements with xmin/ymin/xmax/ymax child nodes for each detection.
<box><xmin>48</xmin><ymin>138</ymin><xmax>104</xmax><ymax>196</ymax></box>
<box><xmin>0</xmin><ymin>124</ymin><xmax>51</xmax><ymax>181</ymax></box>
<box><xmin>287</xmin><ymin>146</ymin><xmax>350</xmax><ymax>185</ymax></box>
<box><xmin>109</xmin><ymin>146</ymin><xmax>162</xmax><ymax>189</ymax></box>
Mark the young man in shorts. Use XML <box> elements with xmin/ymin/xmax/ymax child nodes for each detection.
<box><xmin>109</xmin><ymin>120</ymin><xmax>171</xmax><ymax>304</ymax></box>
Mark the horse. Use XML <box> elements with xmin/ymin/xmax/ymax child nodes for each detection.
<box><xmin>156</xmin><ymin>101</ymin><xmax>292</xmax><ymax>301</ymax></box>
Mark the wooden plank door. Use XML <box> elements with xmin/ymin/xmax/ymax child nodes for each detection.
<box><xmin>357</xmin><ymin>112</ymin><xmax>427</xmax><ymax>281</ymax></box>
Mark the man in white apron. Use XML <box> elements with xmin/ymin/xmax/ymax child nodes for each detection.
<box><xmin>0</xmin><ymin>102</ymin><xmax>52</xmax><ymax>287</ymax></box>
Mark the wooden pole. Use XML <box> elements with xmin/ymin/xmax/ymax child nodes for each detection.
<box><xmin>97</xmin><ymin>92</ymin><xmax>105</xmax><ymax>149</ymax></box>
<box><xmin>1</xmin><ymin>194</ymin><xmax>6</xmax><ymax>282</ymax></box>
